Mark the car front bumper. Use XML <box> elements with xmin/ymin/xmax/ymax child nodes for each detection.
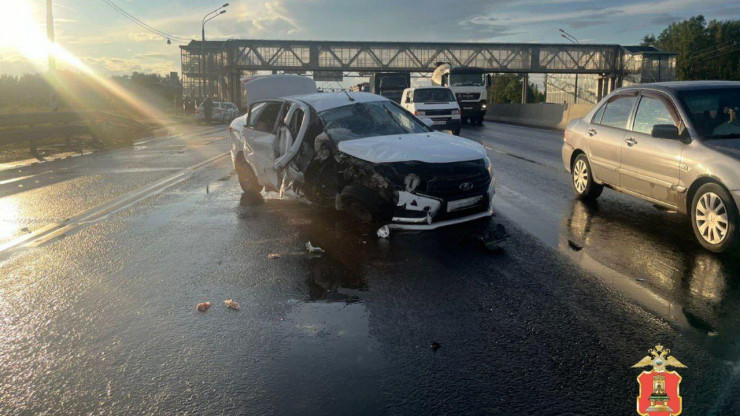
<box><xmin>429</xmin><ymin>118</ymin><xmax>462</xmax><ymax>132</ymax></box>
<box><xmin>386</xmin><ymin>179</ymin><xmax>496</xmax><ymax>231</ymax></box>
<box><xmin>458</xmin><ymin>101</ymin><xmax>487</xmax><ymax>118</ymax></box>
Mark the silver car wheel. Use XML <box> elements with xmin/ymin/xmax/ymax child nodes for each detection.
<box><xmin>573</xmin><ymin>159</ymin><xmax>588</xmax><ymax>193</ymax></box>
<box><xmin>695</xmin><ymin>192</ymin><xmax>729</xmax><ymax>245</ymax></box>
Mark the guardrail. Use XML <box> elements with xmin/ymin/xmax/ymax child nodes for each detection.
<box><xmin>0</xmin><ymin>111</ymin><xmax>151</xmax><ymax>159</ymax></box>
<box><xmin>483</xmin><ymin>103</ymin><xmax>595</xmax><ymax>130</ymax></box>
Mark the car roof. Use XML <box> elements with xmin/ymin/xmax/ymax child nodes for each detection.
<box><xmin>289</xmin><ymin>92</ymin><xmax>388</xmax><ymax>112</ymax></box>
<box><xmin>621</xmin><ymin>80</ymin><xmax>740</xmax><ymax>94</ymax></box>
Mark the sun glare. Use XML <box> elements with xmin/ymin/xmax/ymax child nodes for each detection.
<box><xmin>0</xmin><ymin>0</ymin><xmax>173</xmax><ymax>123</ymax></box>
<box><xmin>0</xmin><ymin>0</ymin><xmax>49</xmax><ymax>65</ymax></box>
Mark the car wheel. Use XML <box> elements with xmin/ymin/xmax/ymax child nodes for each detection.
<box><xmin>691</xmin><ymin>183</ymin><xmax>738</xmax><ymax>253</ymax></box>
<box><xmin>235</xmin><ymin>155</ymin><xmax>261</xmax><ymax>194</ymax></box>
<box><xmin>340</xmin><ymin>185</ymin><xmax>389</xmax><ymax>224</ymax></box>
<box><xmin>571</xmin><ymin>154</ymin><xmax>603</xmax><ymax>201</ymax></box>
<box><xmin>453</xmin><ymin>127</ymin><xmax>461</xmax><ymax>136</ymax></box>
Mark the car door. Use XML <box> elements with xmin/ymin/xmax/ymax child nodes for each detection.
<box><xmin>274</xmin><ymin>101</ymin><xmax>311</xmax><ymax>187</ymax></box>
<box><xmin>619</xmin><ymin>92</ymin><xmax>684</xmax><ymax>206</ymax></box>
<box><xmin>586</xmin><ymin>94</ymin><xmax>638</xmax><ymax>186</ymax></box>
<box><xmin>242</xmin><ymin>99</ymin><xmax>287</xmax><ymax>191</ymax></box>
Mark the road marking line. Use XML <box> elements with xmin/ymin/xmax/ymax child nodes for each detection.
<box><xmin>0</xmin><ymin>152</ymin><xmax>229</xmax><ymax>255</ymax></box>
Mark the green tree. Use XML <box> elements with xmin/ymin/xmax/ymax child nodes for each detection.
<box><xmin>643</xmin><ymin>15</ymin><xmax>740</xmax><ymax>80</ymax></box>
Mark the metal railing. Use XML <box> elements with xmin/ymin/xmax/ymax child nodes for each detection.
<box><xmin>0</xmin><ymin>111</ymin><xmax>150</xmax><ymax>159</ymax></box>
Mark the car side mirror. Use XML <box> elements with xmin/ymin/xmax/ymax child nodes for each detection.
<box><xmin>651</xmin><ymin>124</ymin><xmax>680</xmax><ymax>140</ymax></box>
<box><xmin>421</xmin><ymin>117</ymin><xmax>434</xmax><ymax>127</ymax></box>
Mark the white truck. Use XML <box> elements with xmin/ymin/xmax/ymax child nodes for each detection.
<box><xmin>431</xmin><ymin>64</ymin><xmax>489</xmax><ymax>125</ymax></box>
<box><xmin>400</xmin><ymin>86</ymin><xmax>461</xmax><ymax>135</ymax></box>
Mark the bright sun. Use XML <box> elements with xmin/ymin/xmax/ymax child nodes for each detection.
<box><xmin>0</xmin><ymin>0</ymin><xmax>50</xmax><ymax>65</ymax></box>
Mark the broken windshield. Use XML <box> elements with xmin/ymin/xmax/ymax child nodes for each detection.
<box><xmin>318</xmin><ymin>101</ymin><xmax>430</xmax><ymax>142</ymax></box>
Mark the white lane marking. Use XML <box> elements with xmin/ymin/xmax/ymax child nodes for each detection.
<box><xmin>0</xmin><ymin>175</ymin><xmax>37</xmax><ymax>186</ymax></box>
<box><xmin>0</xmin><ymin>153</ymin><xmax>228</xmax><ymax>255</ymax></box>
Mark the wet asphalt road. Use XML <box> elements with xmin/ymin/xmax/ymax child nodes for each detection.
<box><xmin>0</xmin><ymin>122</ymin><xmax>739</xmax><ymax>415</ymax></box>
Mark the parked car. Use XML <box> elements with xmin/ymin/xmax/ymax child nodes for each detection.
<box><xmin>196</xmin><ymin>101</ymin><xmax>236</xmax><ymax>123</ymax></box>
<box><xmin>401</xmin><ymin>87</ymin><xmax>461</xmax><ymax>135</ymax></box>
<box><xmin>562</xmin><ymin>81</ymin><xmax>740</xmax><ymax>252</ymax></box>
<box><xmin>230</xmin><ymin>75</ymin><xmax>495</xmax><ymax>232</ymax></box>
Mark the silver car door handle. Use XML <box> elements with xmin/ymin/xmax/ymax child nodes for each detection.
<box><xmin>587</xmin><ymin>128</ymin><xmax>597</xmax><ymax>137</ymax></box>
<box><xmin>625</xmin><ymin>137</ymin><xmax>638</xmax><ymax>146</ymax></box>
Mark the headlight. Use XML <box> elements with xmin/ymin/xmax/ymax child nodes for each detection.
<box><xmin>484</xmin><ymin>156</ymin><xmax>493</xmax><ymax>177</ymax></box>
<box><xmin>452</xmin><ymin>110</ymin><xmax>459</xmax><ymax>115</ymax></box>
<box><xmin>481</xmin><ymin>102</ymin><xmax>487</xmax><ymax>109</ymax></box>
<box><xmin>415</xmin><ymin>110</ymin><xmax>425</xmax><ymax>116</ymax></box>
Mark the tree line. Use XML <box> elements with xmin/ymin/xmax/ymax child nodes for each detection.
<box><xmin>0</xmin><ymin>71</ymin><xmax>182</xmax><ymax>117</ymax></box>
<box><xmin>642</xmin><ymin>15</ymin><xmax>740</xmax><ymax>80</ymax></box>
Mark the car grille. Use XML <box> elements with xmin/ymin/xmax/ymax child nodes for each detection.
<box><xmin>418</xmin><ymin>160</ymin><xmax>490</xmax><ymax>199</ymax></box>
<box><xmin>456</xmin><ymin>93</ymin><xmax>481</xmax><ymax>101</ymax></box>
<box><xmin>424</xmin><ymin>109</ymin><xmax>453</xmax><ymax>116</ymax></box>
<box><xmin>426</xmin><ymin>172</ymin><xmax>490</xmax><ymax>199</ymax></box>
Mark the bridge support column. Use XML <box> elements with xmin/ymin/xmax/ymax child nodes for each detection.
<box><xmin>521</xmin><ymin>73</ymin><xmax>528</xmax><ymax>104</ymax></box>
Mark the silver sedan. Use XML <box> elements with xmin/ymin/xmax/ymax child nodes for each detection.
<box><xmin>562</xmin><ymin>81</ymin><xmax>740</xmax><ymax>253</ymax></box>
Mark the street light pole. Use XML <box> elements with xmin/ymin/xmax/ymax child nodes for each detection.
<box><xmin>200</xmin><ymin>3</ymin><xmax>229</xmax><ymax>99</ymax></box>
<box><xmin>558</xmin><ymin>29</ymin><xmax>580</xmax><ymax>103</ymax></box>
<box><xmin>558</xmin><ymin>28</ymin><xmax>579</xmax><ymax>44</ymax></box>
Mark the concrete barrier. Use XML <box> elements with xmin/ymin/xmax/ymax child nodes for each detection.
<box><xmin>484</xmin><ymin>103</ymin><xmax>594</xmax><ymax>130</ymax></box>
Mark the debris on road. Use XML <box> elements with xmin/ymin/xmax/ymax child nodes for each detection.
<box><xmin>196</xmin><ymin>302</ymin><xmax>211</xmax><ymax>312</ymax></box>
<box><xmin>636</xmin><ymin>278</ymin><xmax>645</xmax><ymax>282</ymax></box>
<box><xmin>431</xmin><ymin>341</ymin><xmax>441</xmax><ymax>352</ymax></box>
<box><xmin>225</xmin><ymin>299</ymin><xmax>240</xmax><ymax>310</ymax></box>
<box><xmin>306</xmin><ymin>241</ymin><xmax>325</xmax><ymax>254</ymax></box>
<box><xmin>268</xmin><ymin>253</ymin><xmax>281</xmax><ymax>259</ymax></box>
<box><xmin>376</xmin><ymin>225</ymin><xmax>390</xmax><ymax>239</ymax></box>
<box><xmin>473</xmin><ymin>223</ymin><xmax>508</xmax><ymax>252</ymax></box>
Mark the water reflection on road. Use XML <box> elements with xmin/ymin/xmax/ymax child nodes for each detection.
<box><xmin>560</xmin><ymin>199</ymin><xmax>740</xmax><ymax>358</ymax></box>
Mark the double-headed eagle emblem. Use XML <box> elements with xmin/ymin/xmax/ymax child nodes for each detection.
<box><xmin>632</xmin><ymin>344</ymin><xmax>687</xmax><ymax>371</ymax></box>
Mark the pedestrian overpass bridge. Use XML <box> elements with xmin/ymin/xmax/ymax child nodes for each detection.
<box><xmin>180</xmin><ymin>39</ymin><xmax>676</xmax><ymax>109</ymax></box>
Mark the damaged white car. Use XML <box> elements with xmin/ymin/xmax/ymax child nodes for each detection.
<box><xmin>229</xmin><ymin>75</ymin><xmax>496</xmax><ymax>232</ymax></box>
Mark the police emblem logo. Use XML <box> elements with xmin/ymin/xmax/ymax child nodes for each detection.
<box><xmin>632</xmin><ymin>344</ymin><xmax>686</xmax><ymax>415</ymax></box>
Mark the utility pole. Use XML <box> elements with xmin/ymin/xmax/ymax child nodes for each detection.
<box><xmin>46</xmin><ymin>0</ymin><xmax>55</xmax><ymax>71</ymax></box>
<box><xmin>47</xmin><ymin>0</ymin><xmax>58</xmax><ymax>111</ymax></box>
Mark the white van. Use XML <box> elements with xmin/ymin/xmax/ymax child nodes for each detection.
<box><xmin>401</xmin><ymin>87</ymin><xmax>461</xmax><ymax>135</ymax></box>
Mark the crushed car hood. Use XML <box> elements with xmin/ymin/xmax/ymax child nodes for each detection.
<box><xmin>337</xmin><ymin>132</ymin><xmax>486</xmax><ymax>164</ymax></box>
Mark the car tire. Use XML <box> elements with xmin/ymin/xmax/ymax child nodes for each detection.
<box><xmin>690</xmin><ymin>183</ymin><xmax>738</xmax><ymax>253</ymax></box>
<box><xmin>340</xmin><ymin>185</ymin><xmax>389</xmax><ymax>224</ymax></box>
<box><xmin>453</xmin><ymin>127</ymin><xmax>461</xmax><ymax>136</ymax></box>
<box><xmin>571</xmin><ymin>154</ymin><xmax>603</xmax><ymax>201</ymax></box>
<box><xmin>235</xmin><ymin>155</ymin><xmax>261</xmax><ymax>194</ymax></box>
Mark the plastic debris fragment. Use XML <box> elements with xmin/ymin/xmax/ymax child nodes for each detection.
<box><xmin>306</xmin><ymin>241</ymin><xmax>325</xmax><ymax>254</ymax></box>
<box><xmin>225</xmin><ymin>299</ymin><xmax>240</xmax><ymax>310</ymax></box>
<box><xmin>196</xmin><ymin>302</ymin><xmax>211</xmax><ymax>312</ymax></box>
<box><xmin>376</xmin><ymin>225</ymin><xmax>390</xmax><ymax>239</ymax></box>
<box><xmin>268</xmin><ymin>253</ymin><xmax>281</xmax><ymax>259</ymax></box>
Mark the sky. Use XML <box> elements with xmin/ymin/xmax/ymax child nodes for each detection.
<box><xmin>0</xmin><ymin>0</ymin><xmax>739</xmax><ymax>77</ymax></box>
